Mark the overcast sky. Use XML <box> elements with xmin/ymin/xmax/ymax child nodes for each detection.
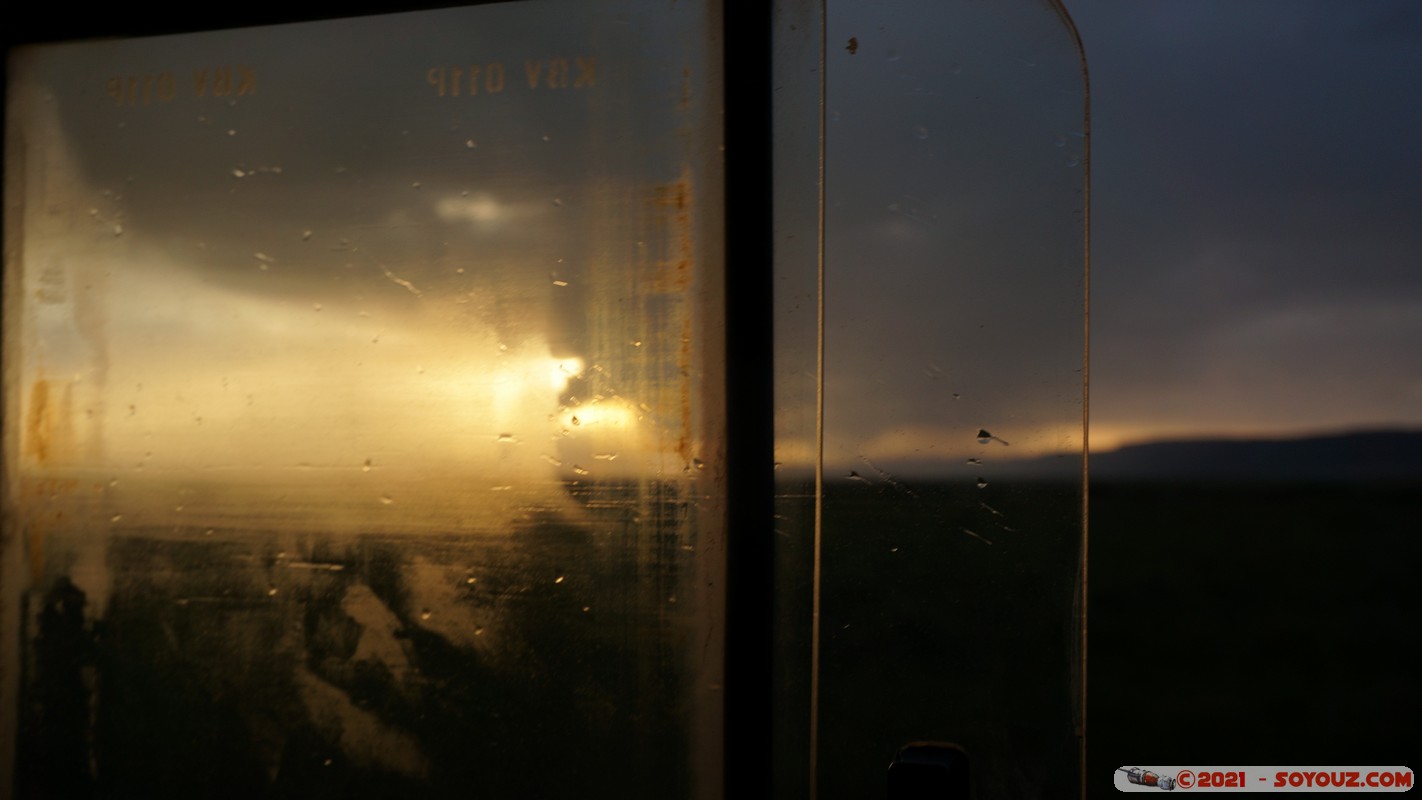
<box><xmin>1065</xmin><ymin>0</ymin><xmax>1422</xmax><ymax>448</ymax></box>
<box><xmin>784</xmin><ymin>0</ymin><xmax>1422</xmax><ymax>474</ymax></box>
<box><xmin>9</xmin><ymin>0</ymin><xmax>1421</xmax><ymax>487</ymax></box>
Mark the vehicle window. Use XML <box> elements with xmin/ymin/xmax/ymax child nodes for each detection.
<box><xmin>3</xmin><ymin>3</ymin><xmax>725</xmax><ymax>796</ymax></box>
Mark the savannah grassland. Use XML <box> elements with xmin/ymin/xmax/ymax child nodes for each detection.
<box><xmin>1087</xmin><ymin>481</ymin><xmax>1420</xmax><ymax>790</ymax></box>
<box><xmin>788</xmin><ymin>477</ymin><xmax>1419</xmax><ymax>798</ymax></box>
<box><xmin>14</xmin><ymin>477</ymin><xmax>1417</xmax><ymax>798</ymax></box>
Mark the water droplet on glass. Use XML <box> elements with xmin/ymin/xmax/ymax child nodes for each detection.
<box><xmin>362</xmin><ymin>459</ymin><xmax>373</xmax><ymax>472</ymax></box>
<box><xmin>302</xmin><ymin>229</ymin><xmax>313</xmax><ymax>241</ymax></box>
<box><xmin>232</xmin><ymin>168</ymin><xmax>246</xmax><ymax>178</ymax></box>
<box><xmin>555</xmin><ymin>576</ymin><xmax>565</xmax><ymax>584</ymax></box>
<box><xmin>551</xmin><ymin>198</ymin><xmax>564</xmax><ymax>208</ymax></box>
<box><xmin>889</xmin><ymin>546</ymin><xmax>899</xmax><ymax>553</ymax></box>
<box><xmin>693</xmin><ymin>458</ymin><xmax>706</xmax><ymax>471</ymax></box>
<box><xmin>313</xmin><ymin>303</ymin><xmax>322</xmax><ymax>312</ymax></box>
<box><xmin>267</xmin><ymin>586</ymin><xmax>278</xmax><ymax>597</ymax></box>
<box><xmin>572</xmin><ymin>465</ymin><xmax>590</xmax><ymax>476</ymax></box>
<box><xmin>965</xmin><ymin>457</ymin><xmax>981</xmax><ymax>465</ymax></box>
<box><xmin>419</xmin><ymin>609</ymin><xmax>432</xmax><ymax>621</ymax></box>
<box><xmin>582</xmin><ymin>606</ymin><xmax>591</xmax><ymax>613</ymax></box>
<box><xmin>975</xmin><ymin>478</ymin><xmax>988</xmax><ymax>489</ymax></box>
<box><xmin>204</xmin><ymin>529</ymin><xmax>215</xmax><ymax>536</ymax></box>
<box><xmin>847</xmin><ymin>470</ymin><xmax>868</xmax><ymax>482</ymax></box>
<box><xmin>466</xmin><ymin>577</ymin><xmax>477</xmax><ymax>585</ymax></box>
<box><xmin>496</xmin><ymin>433</ymin><xmax>517</xmax><ymax>443</ymax></box>
<box><xmin>552</xmin><ymin>279</ymin><xmax>569</xmax><ymax>287</ymax></box>
<box><xmin>593</xmin><ymin>452</ymin><xmax>617</xmax><ymax>461</ymax></box>
<box><xmin>886</xmin><ymin>48</ymin><xmax>901</xmax><ymax>62</ymax></box>
<box><xmin>380</xmin><ymin>495</ymin><xmax>394</xmax><ymax>505</ymax></box>
<box><xmin>113</xmin><ymin>223</ymin><xmax>123</xmax><ymax>237</ymax></box>
<box><xmin>1066</xmin><ymin>153</ymin><xmax>1081</xmax><ymax>168</ymax></box>
<box><xmin>570</xmin><ymin>416</ymin><xmax>580</xmax><ymax>426</ymax></box>
<box><xmin>465</xmin><ymin>139</ymin><xmax>476</xmax><ymax>149</ymax></box>
<box><xmin>913</xmin><ymin>125</ymin><xmax>929</xmax><ymax>140</ymax></box>
<box><xmin>110</xmin><ymin>514</ymin><xmax>123</xmax><ymax>523</ymax></box>
<box><xmin>542</xmin><ymin>134</ymin><xmax>551</xmax><ymax>142</ymax></box>
<box><xmin>411</xmin><ymin>181</ymin><xmax>421</xmax><ymax>190</ymax></box>
<box><xmin>976</xmin><ymin>429</ymin><xmax>1009</xmax><ymax>445</ymax></box>
<box><xmin>227</xmin><ymin>129</ymin><xmax>237</xmax><ymax>136</ymax></box>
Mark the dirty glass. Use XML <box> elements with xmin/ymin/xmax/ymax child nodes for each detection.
<box><xmin>774</xmin><ymin>1</ymin><xmax>1088</xmax><ymax>798</ymax></box>
<box><xmin>2</xmin><ymin>2</ymin><xmax>725</xmax><ymax>797</ymax></box>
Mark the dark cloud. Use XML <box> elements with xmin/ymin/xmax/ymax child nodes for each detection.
<box><xmin>1066</xmin><ymin>0</ymin><xmax>1422</xmax><ymax>441</ymax></box>
<box><xmin>808</xmin><ymin>0</ymin><xmax>1087</xmax><ymax>466</ymax></box>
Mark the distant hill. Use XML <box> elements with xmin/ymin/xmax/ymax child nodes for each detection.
<box><xmin>1086</xmin><ymin>429</ymin><xmax>1422</xmax><ymax>483</ymax></box>
<box><xmin>813</xmin><ymin>429</ymin><xmax>1422</xmax><ymax>483</ymax></box>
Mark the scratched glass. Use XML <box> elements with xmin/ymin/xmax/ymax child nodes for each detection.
<box><xmin>2</xmin><ymin>3</ymin><xmax>724</xmax><ymax>797</ymax></box>
<box><xmin>773</xmin><ymin>1</ymin><xmax>1088</xmax><ymax>798</ymax></box>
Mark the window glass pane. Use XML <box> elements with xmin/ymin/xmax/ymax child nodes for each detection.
<box><xmin>3</xmin><ymin>3</ymin><xmax>725</xmax><ymax>796</ymax></box>
<box><xmin>774</xmin><ymin>1</ymin><xmax>1088</xmax><ymax>797</ymax></box>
